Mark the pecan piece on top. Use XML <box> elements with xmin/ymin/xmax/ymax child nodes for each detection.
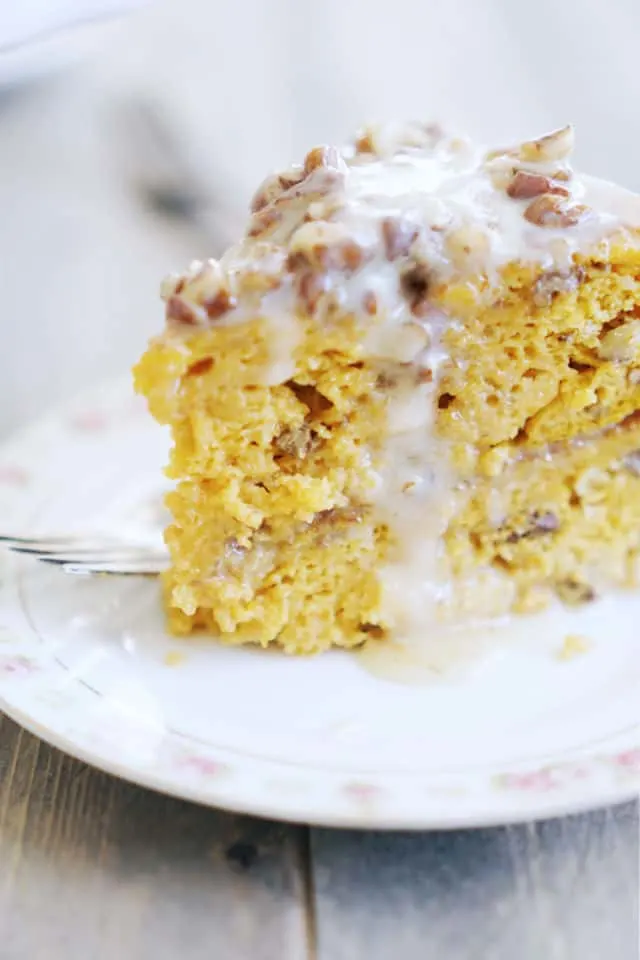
<box><xmin>507</xmin><ymin>170</ymin><xmax>570</xmax><ymax>200</ymax></box>
<box><xmin>203</xmin><ymin>288</ymin><xmax>236</xmax><ymax>320</ymax></box>
<box><xmin>166</xmin><ymin>295</ymin><xmax>199</xmax><ymax>326</ymax></box>
<box><xmin>294</xmin><ymin>270</ymin><xmax>331</xmax><ymax>315</ymax></box>
<box><xmin>287</xmin><ymin>221</ymin><xmax>369</xmax><ymax>273</ymax></box>
<box><xmin>248</xmin><ymin>206</ymin><xmax>282</xmax><ymax>239</ymax></box>
<box><xmin>250</xmin><ymin>166</ymin><xmax>305</xmax><ymax>213</ymax></box>
<box><xmin>381</xmin><ymin>217</ymin><xmax>420</xmax><ymax>261</ymax></box>
<box><xmin>518</xmin><ymin>125</ymin><xmax>575</xmax><ymax>164</ymax></box>
<box><xmin>303</xmin><ymin>145</ymin><xmax>347</xmax><ymax>176</ymax></box>
<box><xmin>524</xmin><ymin>195</ymin><xmax>590</xmax><ymax>229</ymax></box>
<box><xmin>399</xmin><ymin>260</ymin><xmax>432</xmax><ymax>317</ymax></box>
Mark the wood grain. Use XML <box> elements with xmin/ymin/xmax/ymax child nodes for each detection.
<box><xmin>311</xmin><ymin>805</ymin><xmax>639</xmax><ymax>960</ymax></box>
<box><xmin>0</xmin><ymin>715</ymin><xmax>310</xmax><ymax>960</ymax></box>
<box><xmin>1</xmin><ymin>713</ymin><xmax>638</xmax><ymax>960</ymax></box>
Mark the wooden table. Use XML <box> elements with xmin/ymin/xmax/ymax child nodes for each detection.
<box><xmin>0</xmin><ymin>715</ymin><xmax>637</xmax><ymax>959</ymax></box>
<box><xmin>0</xmin><ymin>53</ymin><xmax>638</xmax><ymax>960</ymax></box>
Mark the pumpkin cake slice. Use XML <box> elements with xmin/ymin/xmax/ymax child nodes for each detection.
<box><xmin>134</xmin><ymin>123</ymin><xmax>640</xmax><ymax>653</ymax></box>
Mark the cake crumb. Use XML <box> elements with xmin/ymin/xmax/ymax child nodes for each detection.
<box><xmin>164</xmin><ymin>650</ymin><xmax>187</xmax><ymax>667</ymax></box>
<box><xmin>557</xmin><ymin>634</ymin><xmax>591</xmax><ymax>661</ymax></box>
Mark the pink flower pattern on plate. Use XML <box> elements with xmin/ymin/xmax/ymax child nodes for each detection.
<box><xmin>609</xmin><ymin>748</ymin><xmax>640</xmax><ymax>774</ymax></box>
<box><xmin>69</xmin><ymin>410</ymin><xmax>108</xmax><ymax>432</ymax></box>
<box><xmin>0</xmin><ymin>655</ymin><xmax>38</xmax><ymax>677</ymax></box>
<box><xmin>0</xmin><ymin>465</ymin><xmax>29</xmax><ymax>486</ymax></box>
<box><xmin>343</xmin><ymin>781</ymin><xmax>382</xmax><ymax>804</ymax></box>
<box><xmin>177</xmin><ymin>754</ymin><xmax>229</xmax><ymax>778</ymax></box>
<box><xmin>496</xmin><ymin>763</ymin><xmax>590</xmax><ymax>793</ymax></box>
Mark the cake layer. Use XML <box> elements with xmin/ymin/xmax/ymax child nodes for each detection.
<box><xmin>134</xmin><ymin>121</ymin><xmax>640</xmax><ymax>650</ymax></box>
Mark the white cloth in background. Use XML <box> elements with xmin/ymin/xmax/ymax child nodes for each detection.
<box><xmin>0</xmin><ymin>0</ymin><xmax>144</xmax><ymax>49</ymax></box>
<box><xmin>100</xmin><ymin>0</ymin><xmax>640</xmax><ymax>206</ymax></box>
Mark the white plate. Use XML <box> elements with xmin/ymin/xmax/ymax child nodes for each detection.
<box><xmin>0</xmin><ymin>380</ymin><xmax>638</xmax><ymax>828</ymax></box>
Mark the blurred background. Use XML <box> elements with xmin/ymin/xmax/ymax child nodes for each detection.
<box><xmin>3</xmin><ymin>0</ymin><xmax>640</xmax><ymax>437</ymax></box>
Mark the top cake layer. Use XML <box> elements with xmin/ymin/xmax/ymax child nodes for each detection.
<box><xmin>161</xmin><ymin>122</ymin><xmax>640</xmax><ymax>338</ymax></box>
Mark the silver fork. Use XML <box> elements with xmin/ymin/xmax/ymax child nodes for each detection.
<box><xmin>0</xmin><ymin>535</ymin><xmax>169</xmax><ymax>577</ymax></box>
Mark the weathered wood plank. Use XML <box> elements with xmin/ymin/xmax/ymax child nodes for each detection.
<box><xmin>0</xmin><ymin>715</ymin><xmax>310</xmax><ymax>960</ymax></box>
<box><xmin>311</xmin><ymin>803</ymin><xmax>639</xmax><ymax>960</ymax></box>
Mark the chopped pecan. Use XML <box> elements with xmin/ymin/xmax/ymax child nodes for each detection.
<box><xmin>203</xmin><ymin>288</ymin><xmax>236</xmax><ymax>319</ymax></box>
<box><xmin>381</xmin><ymin>217</ymin><xmax>420</xmax><ymax>261</ymax></box>
<box><xmin>160</xmin><ymin>273</ymin><xmax>182</xmax><ymax>300</ymax></box>
<box><xmin>166</xmin><ymin>295</ymin><xmax>199</xmax><ymax>326</ymax></box>
<box><xmin>248</xmin><ymin>206</ymin><xmax>282</xmax><ymax>238</ymax></box>
<box><xmin>445</xmin><ymin>225</ymin><xmax>491</xmax><ymax>270</ymax></box>
<box><xmin>507</xmin><ymin>170</ymin><xmax>570</xmax><ymax>200</ymax></box>
<box><xmin>185</xmin><ymin>357</ymin><xmax>214</xmax><ymax>377</ymax></box>
<box><xmin>313</xmin><ymin>505</ymin><xmax>365</xmax><ymax>545</ymax></box>
<box><xmin>532</xmin><ymin>268</ymin><xmax>583</xmax><ymax>306</ymax></box>
<box><xmin>250</xmin><ymin>166</ymin><xmax>305</xmax><ymax>213</ymax></box>
<box><xmin>295</xmin><ymin>270</ymin><xmax>331</xmax><ymax>315</ymax></box>
<box><xmin>518</xmin><ymin>125</ymin><xmax>575</xmax><ymax>163</ymax></box>
<box><xmin>303</xmin><ymin>145</ymin><xmax>347</xmax><ymax>175</ymax></box>
<box><xmin>437</xmin><ymin>392</ymin><xmax>455</xmax><ymax>410</ymax></box>
<box><xmin>287</xmin><ymin>221</ymin><xmax>369</xmax><ymax>273</ymax></box>
<box><xmin>506</xmin><ymin>511</ymin><xmax>560</xmax><ymax>543</ymax></box>
<box><xmin>524</xmin><ymin>195</ymin><xmax>590</xmax><ymax>228</ymax></box>
<box><xmin>273</xmin><ymin>423</ymin><xmax>314</xmax><ymax>459</ymax></box>
<box><xmin>318</xmin><ymin>505</ymin><xmax>364</xmax><ymax>524</ymax></box>
<box><xmin>362</xmin><ymin>291</ymin><xmax>378</xmax><ymax>315</ymax></box>
<box><xmin>556</xmin><ymin>578</ymin><xmax>596</xmax><ymax>606</ymax></box>
<box><xmin>354</xmin><ymin>121</ymin><xmax>442</xmax><ymax>158</ymax></box>
<box><xmin>399</xmin><ymin>261</ymin><xmax>432</xmax><ymax>316</ymax></box>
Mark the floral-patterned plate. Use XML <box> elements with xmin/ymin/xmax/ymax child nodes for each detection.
<box><xmin>0</xmin><ymin>380</ymin><xmax>638</xmax><ymax>828</ymax></box>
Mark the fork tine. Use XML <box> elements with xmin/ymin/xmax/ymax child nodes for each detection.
<box><xmin>40</xmin><ymin>557</ymin><xmax>166</xmax><ymax>576</ymax></box>
<box><xmin>1</xmin><ymin>533</ymin><xmax>168</xmax><ymax>577</ymax></box>
<box><xmin>0</xmin><ymin>534</ymin><xmax>123</xmax><ymax>550</ymax></box>
<box><xmin>9</xmin><ymin>545</ymin><xmax>163</xmax><ymax>561</ymax></box>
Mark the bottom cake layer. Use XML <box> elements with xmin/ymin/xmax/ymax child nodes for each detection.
<box><xmin>163</xmin><ymin>417</ymin><xmax>640</xmax><ymax>652</ymax></box>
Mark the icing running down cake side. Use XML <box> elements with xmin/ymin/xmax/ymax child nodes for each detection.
<box><xmin>135</xmin><ymin>122</ymin><xmax>640</xmax><ymax>652</ymax></box>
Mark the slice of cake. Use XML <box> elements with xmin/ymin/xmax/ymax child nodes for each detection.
<box><xmin>134</xmin><ymin>122</ymin><xmax>640</xmax><ymax>653</ymax></box>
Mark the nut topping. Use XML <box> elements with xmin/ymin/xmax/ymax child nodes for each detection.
<box><xmin>287</xmin><ymin>221</ymin><xmax>369</xmax><ymax>273</ymax></box>
<box><xmin>399</xmin><ymin>260</ymin><xmax>432</xmax><ymax>317</ymax></box>
<box><xmin>273</xmin><ymin>423</ymin><xmax>315</xmax><ymax>459</ymax></box>
<box><xmin>524</xmin><ymin>195</ymin><xmax>590</xmax><ymax>228</ymax></box>
<box><xmin>445</xmin><ymin>225</ymin><xmax>491</xmax><ymax>270</ymax></box>
<box><xmin>203</xmin><ymin>289</ymin><xmax>236</xmax><ymax>319</ymax></box>
<box><xmin>518</xmin><ymin>125</ymin><xmax>575</xmax><ymax>164</ymax></box>
<box><xmin>166</xmin><ymin>295</ymin><xmax>199</xmax><ymax>326</ymax></box>
<box><xmin>381</xmin><ymin>217</ymin><xmax>420</xmax><ymax>261</ymax></box>
<box><xmin>303</xmin><ymin>145</ymin><xmax>347</xmax><ymax>176</ymax></box>
<box><xmin>362</xmin><ymin>291</ymin><xmax>378</xmax><ymax>315</ymax></box>
<box><xmin>250</xmin><ymin>166</ymin><xmax>305</xmax><ymax>213</ymax></box>
<box><xmin>507</xmin><ymin>170</ymin><xmax>570</xmax><ymax>200</ymax></box>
